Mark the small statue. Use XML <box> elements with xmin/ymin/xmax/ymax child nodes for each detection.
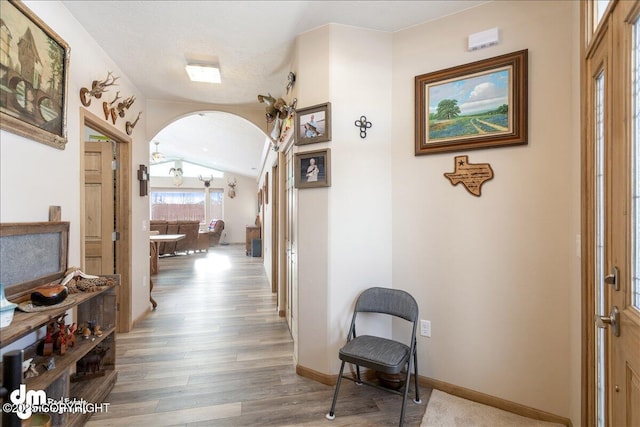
<box><xmin>93</xmin><ymin>324</ymin><xmax>103</xmax><ymax>337</ymax></box>
<box><xmin>45</xmin><ymin>357</ymin><xmax>55</xmax><ymax>371</ymax></box>
<box><xmin>66</xmin><ymin>323</ymin><xmax>77</xmax><ymax>348</ymax></box>
<box><xmin>25</xmin><ymin>363</ymin><xmax>39</xmax><ymax>379</ymax></box>
<box><xmin>22</xmin><ymin>358</ymin><xmax>33</xmax><ymax>375</ymax></box>
<box><xmin>82</xmin><ymin>327</ymin><xmax>92</xmax><ymax>340</ymax></box>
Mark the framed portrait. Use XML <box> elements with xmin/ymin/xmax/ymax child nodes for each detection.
<box><xmin>295</xmin><ymin>102</ymin><xmax>331</xmax><ymax>145</ymax></box>
<box><xmin>0</xmin><ymin>0</ymin><xmax>70</xmax><ymax>150</ymax></box>
<box><xmin>295</xmin><ymin>149</ymin><xmax>331</xmax><ymax>189</ymax></box>
<box><xmin>415</xmin><ymin>49</ymin><xmax>527</xmax><ymax>155</ymax></box>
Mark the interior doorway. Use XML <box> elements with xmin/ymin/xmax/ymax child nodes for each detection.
<box><xmin>81</xmin><ymin>109</ymin><xmax>132</xmax><ymax>333</ymax></box>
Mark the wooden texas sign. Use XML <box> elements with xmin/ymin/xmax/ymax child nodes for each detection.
<box><xmin>444</xmin><ymin>155</ymin><xmax>494</xmax><ymax>197</ymax></box>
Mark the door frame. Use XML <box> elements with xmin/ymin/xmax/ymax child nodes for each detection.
<box><xmin>581</xmin><ymin>1</ymin><xmax>640</xmax><ymax>425</ymax></box>
<box><xmin>80</xmin><ymin>108</ymin><xmax>132</xmax><ymax>333</ymax></box>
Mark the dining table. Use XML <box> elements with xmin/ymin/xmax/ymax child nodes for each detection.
<box><xmin>149</xmin><ymin>233</ymin><xmax>185</xmax><ymax>309</ymax></box>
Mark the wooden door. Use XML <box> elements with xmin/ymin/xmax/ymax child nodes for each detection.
<box><xmin>81</xmin><ymin>110</ymin><xmax>132</xmax><ymax>333</ymax></box>
<box><xmin>84</xmin><ymin>141</ymin><xmax>115</xmax><ymax>275</ymax></box>
<box><xmin>271</xmin><ymin>162</ymin><xmax>279</xmax><ymax>294</ymax></box>
<box><xmin>284</xmin><ymin>147</ymin><xmax>298</xmax><ymax>359</ymax></box>
<box><xmin>608</xmin><ymin>2</ymin><xmax>640</xmax><ymax>424</ymax></box>
<box><xmin>583</xmin><ymin>1</ymin><xmax>640</xmax><ymax>425</ymax></box>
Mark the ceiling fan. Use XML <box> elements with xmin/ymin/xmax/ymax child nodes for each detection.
<box><xmin>150</xmin><ymin>141</ymin><xmax>164</xmax><ymax>162</ymax></box>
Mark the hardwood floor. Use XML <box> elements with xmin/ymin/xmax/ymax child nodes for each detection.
<box><xmin>87</xmin><ymin>244</ymin><xmax>429</xmax><ymax>426</ymax></box>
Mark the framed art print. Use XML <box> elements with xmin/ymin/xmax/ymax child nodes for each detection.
<box><xmin>415</xmin><ymin>49</ymin><xmax>527</xmax><ymax>155</ymax></box>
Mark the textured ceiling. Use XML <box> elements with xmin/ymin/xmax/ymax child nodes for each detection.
<box><xmin>63</xmin><ymin>1</ymin><xmax>487</xmax><ymax>177</ymax></box>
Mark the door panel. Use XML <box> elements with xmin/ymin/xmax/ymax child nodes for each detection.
<box><xmin>84</xmin><ymin>141</ymin><xmax>114</xmax><ymax>275</ymax></box>
<box><xmin>585</xmin><ymin>1</ymin><xmax>640</xmax><ymax>425</ymax></box>
<box><xmin>610</xmin><ymin>2</ymin><xmax>640</xmax><ymax>426</ymax></box>
<box><xmin>285</xmin><ymin>146</ymin><xmax>298</xmax><ymax>360</ymax></box>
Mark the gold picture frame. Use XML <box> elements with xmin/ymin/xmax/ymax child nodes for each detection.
<box><xmin>0</xmin><ymin>0</ymin><xmax>71</xmax><ymax>150</ymax></box>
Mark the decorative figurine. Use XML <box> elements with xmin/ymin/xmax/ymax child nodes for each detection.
<box><xmin>66</xmin><ymin>323</ymin><xmax>77</xmax><ymax>348</ymax></box>
<box><xmin>93</xmin><ymin>324</ymin><xmax>103</xmax><ymax>337</ymax></box>
<box><xmin>82</xmin><ymin>327</ymin><xmax>91</xmax><ymax>340</ymax></box>
<box><xmin>45</xmin><ymin>357</ymin><xmax>55</xmax><ymax>371</ymax></box>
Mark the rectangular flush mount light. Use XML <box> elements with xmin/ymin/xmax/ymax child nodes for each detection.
<box><xmin>185</xmin><ymin>64</ymin><xmax>221</xmax><ymax>83</ymax></box>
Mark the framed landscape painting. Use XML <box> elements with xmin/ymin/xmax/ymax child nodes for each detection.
<box><xmin>415</xmin><ymin>49</ymin><xmax>527</xmax><ymax>155</ymax></box>
<box><xmin>0</xmin><ymin>0</ymin><xmax>70</xmax><ymax>150</ymax></box>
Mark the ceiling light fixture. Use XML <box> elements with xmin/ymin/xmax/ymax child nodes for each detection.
<box><xmin>185</xmin><ymin>64</ymin><xmax>221</xmax><ymax>83</ymax></box>
<box><xmin>151</xmin><ymin>141</ymin><xmax>164</xmax><ymax>162</ymax></box>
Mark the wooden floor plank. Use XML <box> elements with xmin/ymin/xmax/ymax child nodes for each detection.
<box><xmin>87</xmin><ymin>244</ymin><xmax>427</xmax><ymax>426</ymax></box>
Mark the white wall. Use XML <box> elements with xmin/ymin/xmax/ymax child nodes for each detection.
<box><xmin>289</xmin><ymin>24</ymin><xmax>395</xmax><ymax>374</ymax></box>
<box><xmin>391</xmin><ymin>0</ymin><xmax>580</xmax><ymax>422</ymax></box>
<box><xmin>0</xmin><ymin>1</ymin><xmax>150</xmax><ymax>324</ymax></box>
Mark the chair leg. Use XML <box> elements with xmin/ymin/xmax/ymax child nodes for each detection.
<box><xmin>355</xmin><ymin>364</ymin><xmax>363</xmax><ymax>385</ymax></box>
<box><xmin>412</xmin><ymin>346</ymin><xmax>421</xmax><ymax>404</ymax></box>
<box><xmin>399</xmin><ymin>362</ymin><xmax>413</xmax><ymax>427</ymax></box>
<box><xmin>326</xmin><ymin>361</ymin><xmax>347</xmax><ymax>420</ymax></box>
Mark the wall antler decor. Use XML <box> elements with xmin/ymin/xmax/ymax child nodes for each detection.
<box><xmin>126</xmin><ymin>112</ymin><xmax>142</xmax><ymax>135</ymax></box>
<box><xmin>227</xmin><ymin>178</ymin><xmax>237</xmax><ymax>198</ymax></box>
<box><xmin>169</xmin><ymin>165</ymin><xmax>183</xmax><ymax>186</ymax></box>
<box><xmin>80</xmin><ymin>71</ymin><xmax>119</xmax><ymax>107</ymax></box>
<box><xmin>199</xmin><ymin>175</ymin><xmax>214</xmax><ymax>188</ymax></box>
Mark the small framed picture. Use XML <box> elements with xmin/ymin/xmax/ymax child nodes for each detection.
<box><xmin>295</xmin><ymin>102</ymin><xmax>331</xmax><ymax>145</ymax></box>
<box><xmin>295</xmin><ymin>149</ymin><xmax>331</xmax><ymax>189</ymax></box>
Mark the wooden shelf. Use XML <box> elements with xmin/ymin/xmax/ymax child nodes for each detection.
<box><xmin>0</xmin><ymin>282</ymin><xmax>116</xmax><ymax>347</ymax></box>
<box><xmin>1</xmin><ymin>280</ymin><xmax>118</xmax><ymax>427</ymax></box>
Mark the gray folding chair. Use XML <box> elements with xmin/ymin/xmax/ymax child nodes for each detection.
<box><xmin>326</xmin><ymin>287</ymin><xmax>421</xmax><ymax>427</ymax></box>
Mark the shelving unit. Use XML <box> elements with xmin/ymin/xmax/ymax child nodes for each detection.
<box><xmin>0</xmin><ymin>279</ymin><xmax>118</xmax><ymax>427</ymax></box>
<box><xmin>0</xmin><ymin>222</ymin><xmax>118</xmax><ymax>427</ymax></box>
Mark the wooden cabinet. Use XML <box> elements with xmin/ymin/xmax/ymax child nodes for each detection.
<box><xmin>0</xmin><ymin>278</ymin><xmax>118</xmax><ymax>427</ymax></box>
<box><xmin>246</xmin><ymin>226</ymin><xmax>261</xmax><ymax>256</ymax></box>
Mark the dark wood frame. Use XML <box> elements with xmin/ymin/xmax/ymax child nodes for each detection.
<box><xmin>0</xmin><ymin>0</ymin><xmax>70</xmax><ymax>150</ymax></box>
<box><xmin>0</xmin><ymin>221</ymin><xmax>69</xmax><ymax>301</ymax></box>
<box><xmin>294</xmin><ymin>148</ymin><xmax>331</xmax><ymax>189</ymax></box>
<box><xmin>295</xmin><ymin>102</ymin><xmax>331</xmax><ymax>145</ymax></box>
<box><xmin>415</xmin><ymin>49</ymin><xmax>527</xmax><ymax>155</ymax></box>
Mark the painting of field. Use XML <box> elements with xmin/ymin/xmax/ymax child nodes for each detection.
<box><xmin>427</xmin><ymin>67</ymin><xmax>511</xmax><ymax>142</ymax></box>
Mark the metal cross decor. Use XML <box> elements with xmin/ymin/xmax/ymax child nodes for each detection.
<box><xmin>354</xmin><ymin>115</ymin><xmax>372</xmax><ymax>138</ymax></box>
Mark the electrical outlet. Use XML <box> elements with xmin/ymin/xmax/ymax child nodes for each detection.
<box><xmin>420</xmin><ymin>320</ymin><xmax>431</xmax><ymax>337</ymax></box>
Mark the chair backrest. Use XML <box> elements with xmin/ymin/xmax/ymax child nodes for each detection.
<box><xmin>354</xmin><ymin>287</ymin><xmax>418</xmax><ymax>322</ymax></box>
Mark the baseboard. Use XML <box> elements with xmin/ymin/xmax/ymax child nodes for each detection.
<box><xmin>296</xmin><ymin>364</ymin><xmax>337</xmax><ymax>386</ymax></box>
<box><xmin>419</xmin><ymin>376</ymin><xmax>572</xmax><ymax>427</ymax></box>
<box><xmin>132</xmin><ymin>306</ymin><xmax>151</xmax><ymax>329</ymax></box>
<box><xmin>296</xmin><ymin>364</ymin><xmax>379</xmax><ymax>386</ymax></box>
<box><xmin>295</xmin><ymin>364</ymin><xmax>571</xmax><ymax>426</ymax></box>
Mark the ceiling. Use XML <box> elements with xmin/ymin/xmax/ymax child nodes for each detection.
<box><xmin>62</xmin><ymin>1</ymin><xmax>487</xmax><ymax>178</ymax></box>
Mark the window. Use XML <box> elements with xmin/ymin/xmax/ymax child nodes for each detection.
<box><xmin>151</xmin><ymin>189</ymin><xmax>205</xmax><ymax>222</ymax></box>
<box><xmin>151</xmin><ymin>188</ymin><xmax>223</xmax><ymax>225</ymax></box>
<box><xmin>594</xmin><ymin>0</ymin><xmax>610</xmax><ymax>29</ymax></box>
<box><xmin>209</xmin><ymin>189</ymin><xmax>223</xmax><ymax>224</ymax></box>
